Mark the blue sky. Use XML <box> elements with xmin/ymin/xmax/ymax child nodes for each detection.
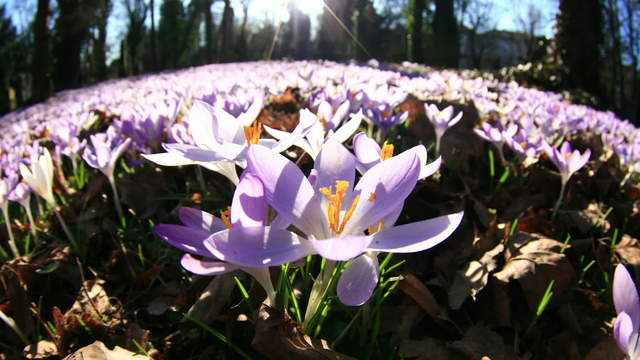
<box><xmin>2</xmin><ymin>0</ymin><xmax>559</xmax><ymax>60</ymax></box>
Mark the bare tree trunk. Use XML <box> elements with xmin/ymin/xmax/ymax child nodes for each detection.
<box><xmin>432</xmin><ymin>0</ymin><xmax>459</xmax><ymax>67</ymax></box>
<box><xmin>220</xmin><ymin>0</ymin><xmax>234</xmax><ymax>62</ymax></box>
<box><xmin>202</xmin><ymin>0</ymin><xmax>214</xmax><ymax>63</ymax></box>
<box><xmin>31</xmin><ymin>0</ymin><xmax>51</xmax><ymax>102</ymax></box>
<box><xmin>407</xmin><ymin>0</ymin><xmax>425</xmax><ymax>63</ymax></box>
<box><xmin>93</xmin><ymin>0</ymin><xmax>110</xmax><ymax>81</ymax></box>
<box><xmin>150</xmin><ymin>0</ymin><xmax>157</xmax><ymax>70</ymax></box>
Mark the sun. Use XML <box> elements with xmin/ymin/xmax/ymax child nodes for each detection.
<box><xmin>248</xmin><ymin>0</ymin><xmax>324</xmax><ymax>21</ymax></box>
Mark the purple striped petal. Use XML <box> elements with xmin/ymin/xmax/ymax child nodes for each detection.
<box><xmin>343</xmin><ymin>150</ymin><xmax>420</xmax><ymax>234</ymax></box>
<box><xmin>179</xmin><ymin>207</ymin><xmax>226</xmax><ymax>233</ymax></box>
<box><xmin>353</xmin><ymin>132</ymin><xmax>381</xmax><ymax>171</ymax></box>
<box><xmin>367</xmin><ymin>211</ymin><xmax>463</xmax><ymax>253</ymax></box>
<box><xmin>180</xmin><ymin>254</ymin><xmax>238</xmax><ymax>275</ymax></box>
<box><xmin>309</xmin><ymin>234</ymin><xmax>373</xmax><ymax>261</ymax></box>
<box><xmin>231</xmin><ymin>172</ymin><xmax>268</xmax><ymax>227</ymax></box>
<box><xmin>155</xmin><ymin>224</ymin><xmax>213</xmax><ymax>257</ymax></box>
<box><xmin>314</xmin><ymin>139</ymin><xmax>356</xmax><ymax>193</ymax></box>
<box><xmin>614</xmin><ymin>264</ymin><xmax>640</xmax><ymax>331</ymax></box>
<box><xmin>247</xmin><ymin>145</ymin><xmax>324</xmax><ymax>236</ymax></box>
<box><xmin>204</xmin><ymin>226</ymin><xmax>313</xmax><ymax>267</ymax></box>
<box><xmin>614</xmin><ymin>311</ymin><xmax>633</xmax><ymax>355</ymax></box>
<box><xmin>337</xmin><ymin>253</ymin><xmax>379</xmax><ymax>306</ymax></box>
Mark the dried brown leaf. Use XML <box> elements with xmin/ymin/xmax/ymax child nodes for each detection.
<box><xmin>184</xmin><ymin>273</ymin><xmax>235</xmax><ymax>324</ymax></box>
<box><xmin>584</xmin><ymin>337</ymin><xmax>625</xmax><ymax>360</ymax></box>
<box><xmin>23</xmin><ymin>340</ymin><xmax>58</xmax><ymax>359</ymax></box>
<box><xmin>494</xmin><ymin>232</ymin><xmax>575</xmax><ymax>310</ymax></box>
<box><xmin>397</xmin><ymin>273</ymin><xmax>440</xmax><ymax>318</ymax></box>
<box><xmin>398</xmin><ymin>338</ymin><xmax>454</xmax><ymax>360</ymax></box>
<box><xmin>448</xmin><ymin>244</ymin><xmax>504</xmax><ymax>309</ymax></box>
<box><xmin>252</xmin><ymin>304</ymin><xmax>356</xmax><ymax>360</ymax></box>
<box><xmin>62</xmin><ymin>341</ymin><xmax>151</xmax><ymax>360</ymax></box>
<box><xmin>615</xmin><ymin>235</ymin><xmax>640</xmax><ymax>267</ymax></box>
<box><xmin>449</xmin><ymin>325</ymin><xmax>519</xmax><ymax>360</ymax></box>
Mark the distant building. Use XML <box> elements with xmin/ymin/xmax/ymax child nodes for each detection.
<box><xmin>459</xmin><ymin>28</ymin><xmax>540</xmax><ymax>69</ymax></box>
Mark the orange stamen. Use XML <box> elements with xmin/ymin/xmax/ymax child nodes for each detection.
<box><xmin>220</xmin><ymin>206</ymin><xmax>232</xmax><ymax>229</ymax></box>
<box><xmin>243</xmin><ymin>121</ymin><xmax>262</xmax><ymax>145</ymax></box>
<box><xmin>318</xmin><ymin>180</ymin><xmax>360</xmax><ymax>235</ymax></box>
<box><xmin>368</xmin><ymin>193</ymin><xmax>377</xmax><ymax>202</ymax></box>
<box><xmin>380</xmin><ymin>142</ymin><xmax>394</xmax><ymax>161</ymax></box>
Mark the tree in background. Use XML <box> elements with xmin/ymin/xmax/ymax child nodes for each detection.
<box><xmin>459</xmin><ymin>0</ymin><xmax>495</xmax><ymax>68</ymax></box>
<box><xmin>31</xmin><ymin>0</ymin><xmax>51</xmax><ymax>102</ymax></box>
<box><xmin>122</xmin><ymin>0</ymin><xmax>147</xmax><ymax>75</ymax></box>
<box><xmin>316</xmin><ymin>0</ymin><xmax>356</xmax><ymax>60</ymax></box>
<box><xmin>407</xmin><ymin>0</ymin><xmax>426</xmax><ymax>63</ymax></box>
<box><xmin>219</xmin><ymin>0</ymin><xmax>235</xmax><ymax>62</ymax></box>
<box><xmin>0</xmin><ymin>5</ymin><xmax>19</xmax><ymax>113</ymax></box>
<box><xmin>556</xmin><ymin>0</ymin><xmax>603</xmax><ymax>100</ymax></box>
<box><xmin>92</xmin><ymin>0</ymin><xmax>111</xmax><ymax>81</ymax></box>
<box><xmin>430</xmin><ymin>0</ymin><xmax>459</xmax><ymax>67</ymax></box>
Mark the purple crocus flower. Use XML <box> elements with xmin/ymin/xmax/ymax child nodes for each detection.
<box><xmin>474</xmin><ymin>122</ymin><xmax>518</xmax><ymax>164</ymax></box>
<box><xmin>613</xmin><ymin>264</ymin><xmax>640</xmax><ymax>359</ymax></box>
<box><xmin>352</xmin><ymin>132</ymin><xmax>442</xmax><ymax>179</ymax></box>
<box><xmin>544</xmin><ymin>141</ymin><xmax>591</xmax><ymax>215</ymax></box>
<box><xmin>424</xmin><ymin>104</ymin><xmax>463</xmax><ymax>153</ymax></box>
<box><xmin>204</xmin><ymin>140</ymin><xmax>463</xmax><ymax>308</ymax></box>
<box><xmin>83</xmin><ymin>127</ymin><xmax>132</xmax><ymax>220</ymax></box>
<box><xmin>363</xmin><ymin>102</ymin><xmax>408</xmax><ymax>132</ymax></box>
<box><xmin>155</xmin><ymin>172</ymin><xmax>308</xmax><ymax>304</ymax></box>
<box><xmin>143</xmin><ymin>99</ymin><xmax>308</xmax><ymax>184</ymax></box>
<box><xmin>8</xmin><ymin>182</ymin><xmax>38</xmax><ymax>242</ymax></box>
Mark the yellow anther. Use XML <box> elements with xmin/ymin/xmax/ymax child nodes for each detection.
<box><xmin>319</xmin><ymin>116</ymin><xmax>329</xmax><ymax>129</ymax></box>
<box><xmin>520</xmin><ymin>141</ymin><xmax>528</xmax><ymax>149</ymax></box>
<box><xmin>220</xmin><ymin>206</ymin><xmax>232</xmax><ymax>229</ymax></box>
<box><xmin>367</xmin><ymin>220</ymin><xmax>384</xmax><ymax>235</ymax></box>
<box><xmin>243</xmin><ymin>121</ymin><xmax>262</xmax><ymax>145</ymax></box>
<box><xmin>380</xmin><ymin>141</ymin><xmax>394</xmax><ymax>161</ymax></box>
<box><xmin>319</xmin><ymin>180</ymin><xmax>360</xmax><ymax>235</ymax></box>
<box><xmin>368</xmin><ymin>193</ymin><xmax>377</xmax><ymax>202</ymax></box>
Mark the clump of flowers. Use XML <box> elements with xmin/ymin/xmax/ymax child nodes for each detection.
<box><xmin>613</xmin><ymin>264</ymin><xmax>640</xmax><ymax>360</ymax></box>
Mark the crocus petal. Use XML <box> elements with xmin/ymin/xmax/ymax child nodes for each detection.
<box><xmin>200</xmin><ymin>161</ymin><xmax>239</xmax><ymax>185</ymax></box>
<box><xmin>614</xmin><ymin>311</ymin><xmax>633</xmax><ymax>355</ymax></box>
<box><xmin>108</xmin><ymin>138</ymin><xmax>132</xmax><ymax>172</ymax></box>
<box><xmin>204</xmin><ymin>226</ymin><xmax>313</xmax><ymax>266</ymax></box>
<box><xmin>421</xmin><ymin>156</ymin><xmax>442</xmax><ymax>180</ymax></box>
<box><xmin>142</xmin><ymin>152</ymin><xmax>196</xmax><ymax>166</ymax></box>
<box><xmin>332</xmin><ymin>100</ymin><xmax>351</xmax><ymax>126</ymax></box>
<box><xmin>309</xmin><ymin>234</ymin><xmax>372</xmax><ymax>261</ymax></box>
<box><xmin>180</xmin><ymin>254</ymin><xmax>238</xmax><ymax>275</ymax></box>
<box><xmin>353</xmin><ymin>132</ymin><xmax>381</xmax><ymax>170</ymax></box>
<box><xmin>247</xmin><ymin>145</ymin><xmax>324</xmax><ymax>236</ymax></box>
<box><xmin>231</xmin><ymin>172</ymin><xmax>268</xmax><ymax>227</ymax></box>
<box><xmin>337</xmin><ymin>253</ymin><xmax>379</xmax><ymax>306</ymax></box>
<box><xmin>331</xmin><ymin>110</ymin><xmax>363</xmax><ymax>144</ymax></box>
<box><xmin>367</xmin><ymin>211</ymin><xmax>463</xmax><ymax>253</ymax></box>
<box><xmin>343</xmin><ymin>150</ymin><xmax>420</xmax><ymax>234</ymax></box>
<box><xmin>188</xmin><ymin>100</ymin><xmax>219</xmax><ymax>149</ymax></box>
<box><xmin>314</xmin><ymin>139</ymin><xmax>356</xmax><ymax>192</ymax></box>
<box><xmin>213</xmin><ymin>107</ymin><xmax>246</xmax><ymax>145</ymax></box>
<box><xmin>237</xmin><ymin>94</ymin><xmax>264</xmax><ymax>126</ymax></box>
<box><xmin>179</xmin><ymin>207</ymin><xmax>226</xmax><ymax>233</ymax></box>
<box><xmin>614</xmin><ymin>264</ymin><xmax>640</xmax><ymax>330</ymax></box>
<box><xmin>162</xmin><ymin>143</ymin><xmax>227</xmax><ymax>162</ymax></box>
<box><xmin>154</xmin><ymin>224</ymin><xmax>212</xmax><ymax>257</ymax></box>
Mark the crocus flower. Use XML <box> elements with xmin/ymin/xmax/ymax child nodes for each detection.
<box><xmin>363</xmin><ymin>102</ymin><xmax>409</xmax><ymax>132</ymax></box>
<box><xmin>154</xmin><ymin>172</ymin><xmax>309</xmax><ymax>305</ymax></box>
<box><xmin>0</xmin><ymin>175</ymin><xmax>18</xmax><ymax>256</ymax></box>
<box><xmin>20</xmin><ymin>148</ymin><xmax>76</xmax><ymax>247</ymax></box>
<box><xmin>474</xmin><ymin>121</ymin><xmax>518</xmax><ymax>164</ymax></box>
<box><xmin>205</xmin><ymin>140</ymin><xmax>463</xmax><ymax>309</ymax></box>
<box><xmin>613</xmin><ymin>264</ymin><xmax>640</xmax><ymax>359</ymax></box>
<box><xmin>83</xmin><ymin>128</ymin><xmax>132</xmax><ymax>220</ymax></box>
<box><xmin>19</xmin><ymin>148</ymin><xmax>56</xmax><ymax>207</ymax></box>
<box><xmin>143</xmin><ymin>99</ymin><xmax>305</xmax><ymax>184</ymax></box>
<box><xmin>352</xmin><ymin>132</ymin><xmax>442</xmax><ymax>179</ymax></box>
<box><xmin>8</xmin><ymin>182</ymin><xmax>37</xmax><ymax>243</ymax></box>
<box><xmin>264</xmin><ymin>109</ymin><xmax>363</xmax><ymax>160</ymax></box>
<box><xmin>544</xmin><ymin>141</ymin><xmax>591</xmax><ymax>216</ymax></box>
<box><xmin>425</xmin><ymin>104</ymin><xmax>463</xmax><ymax>153</ymax></box>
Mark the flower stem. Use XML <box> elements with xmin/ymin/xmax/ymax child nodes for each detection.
<box><xmin>552</xmin><ymin>180</ymin><xmax>567</xmax><ymax>219</ymax></box>
<box><xmin>303</xmin><ymin>259</ymin><xmax>335</xmax><ymax>331</ymax></box>
<box><xmin>108</xmin><ymin>175</ymin><xmax>125</xmax><ymax>226</ymax></box>
<box><xmin>2</xmin><ymin>205</ymin><xmax>18</xmax><ymax>257</ymax></box>
<box><xmin>54</xmin><ymin>208</ymin><xmax>77</xmax><ymax>251</ymax></box>
<box><xmin>244</xmin><ymin>266</ymin><xmax>276</xmax><ymax>306</ymax></box>
<box><xmin>24</xmin><ymin>203</ymin><xmax>38</xmax><ymax>247</ymax></box>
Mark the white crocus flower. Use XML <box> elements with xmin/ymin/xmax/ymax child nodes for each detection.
<box><xmin>19</xmin><ymin>149</ymin><xmax>56</xmax><ymax>206</ymax></box>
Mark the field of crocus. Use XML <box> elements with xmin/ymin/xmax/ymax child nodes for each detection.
<box><xmin>0</xmin><ymin>60</ymin><xmax>639</xmax><ymax>359</ymax></box>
